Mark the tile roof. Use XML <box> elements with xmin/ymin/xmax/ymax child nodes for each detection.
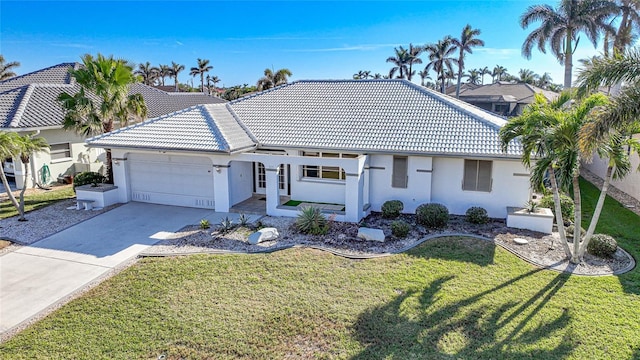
<box><xmin>459</xmin><ymin>82</ymin><xmax>559</xmax><ymax>103</ymax></box>
<box><xmin>229</xmin><ymin>80</ymin><xmax>522</xmax><ymax>157</ymax></box>
<box><xmin>87</xmin><ymin>104</ymin><xmax>255</xmax><ymax>153</ymax></box>
<box><xmin>0</xmin><ymin>63</ymin><xmax>226</xmax><ymax>129</ymax></box>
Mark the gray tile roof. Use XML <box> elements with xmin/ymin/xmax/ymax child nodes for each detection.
<box><xmin>229</xmin><ymin>80</ymin><xmax>522</xmax><ymax>157</ymax></box>
<box><xmin>459</xmin><ymin>82</ymin><xmax>558</xmax><ymax>103</ymax></box>
<box><xmin>0</xmin><ymin>63</ymin><xmax>226</xmax><ymax>129</ymax></box>
<box><xmin>87</xmin><ymin>104</ymin><xmax>255</xmax><ymax>153</ymax></box>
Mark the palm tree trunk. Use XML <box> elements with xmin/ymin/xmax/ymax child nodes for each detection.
<box><xmin>455</xmin><ymin>67</ymin><xmax>462</xmax><ymax>98</ymax></box>
<box><xmin>0</xmin><ymin>167</ymin><xmax>20</xmax><ymax>211</ymax></box>
<box><xmin>549</xmin><ymin>166</ymin><xmax>572</xmax><ymax>258</ymax></box>
<box><xmin>570</xmin><ymin>174</ymin><xmax>582</xmax><ymax>264</ymax></box>
<box><xmin>174</xmin><ymin>76</ymin><xmax>179</xmax><ymax>92</ymax></box>
<box><xmin>563</xmin><ymin>32</ymin><xmax>573</xmax><ymax>89</ymax></box>
<box><xmin>18</xmin><ymin>160</ymin><xmax>28</xmax><ymax>221</ymax></box>
<box><xmin>200</xmin><ymin>73</ymin><xmax>204</xmax><ymax>92</ymax></box>
<box><xmin>578</xmin><ymin>165</ymin><xmax>614</xmax><ymax>260</ymax></box>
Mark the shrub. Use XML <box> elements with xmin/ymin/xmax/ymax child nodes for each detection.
<box><xmin>238</xmin><ymin>213</ymin><xmax>250</xmax><ymax>227</ymax></box>
<box><xmin>200</xmin><ymin>219</ymin><xmax>210</xmax><ymax>229</ymax></box>
<box><xmin>416</xmin><ymin>203</ymin><xmax>449</xmax><ymax>228</ymax></box>
<box><xmin>565</xmin><ymin>225</ymin><xmax>586</xmax><ymax>237</ymax></box>
<box><xmin>218</xmin><ymin>217</ymin><xmax>234</xmax><ymax>234</ymax></box>
<box><xmin>381</xmin><ymin>200</ymin><xmax>404</xmax><ymax>219</ymax></box>
<box><xmin>73</xmin><ymin>171</ymin><xmax>106</xmax><ymax>190</ymax></box>
<box><xmin>391</xmin><ymin>220</ymin><xmax>410</xmax><ymax>238</ymax></box>
<box><xmin>539</xmin><ymin>194</ymin><xmax>574</xmax><ymax>222</ymax></box>
<box><xmin>587</xmin><ymin>234</ymin><xmax>618</xmax><ymax>258</ymax></box>
<box><xmin>465</xmin><ymin>206</ymin><xmax>489</xmax><ymax>224</ymax></box>
<box><xmin>296</xmin><ymin>206</ymin><xmax>329</xmax><ymax>235</ymax></box>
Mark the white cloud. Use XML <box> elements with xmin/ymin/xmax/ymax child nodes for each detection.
<box><xmin>284</xmin><ymin>44</ymin><xmax>397</xmax><ymax>53</ymax></box>
<box><xmin>475</xmin><ymin>48</ymin><xmax>520</xmax><ymax>58</ymax></box>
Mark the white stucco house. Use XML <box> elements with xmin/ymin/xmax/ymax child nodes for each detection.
<box><xmin>0</xmin><ymin>63</ymin><xmax>226</xmax><ymax>189</ymax></box>
<box><xmin>86</xmin><ymin>80</ymin><xmax>530</xmax><ymax>222</ymax></box>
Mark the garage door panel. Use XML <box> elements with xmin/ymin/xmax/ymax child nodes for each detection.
<box><xmin>128</xmin><ymin>154</ymin><xmax>215</xmax><ymax>209</ymax></box>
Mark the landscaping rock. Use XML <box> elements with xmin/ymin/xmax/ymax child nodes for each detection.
<box><xmin>513</xmin><ymin>237</ymin><xmax>529</xmax><ymax>245</ymax></box>
<box><xmin>357</xmin><ymin>227</ymin><xmax>385</xmax><ymax>242</ymax></box>
<box><xmin>248</xmin><ymin>227</ymin><xmax>279</xmax><ymax>245</ymax></box>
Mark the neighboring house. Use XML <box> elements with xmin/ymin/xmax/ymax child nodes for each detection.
<box><xmin>0</xmin><ymin>63</ymin><xmax>226</xmax><ymax>189</ymax></box>
<box><xmin>87</xmin><ymin>80</ymin><xmax>529</xmax><ymax>222</ymax></box>
<box><xmin>444</xmin><ymin>83</ymin><xmax>480</xmax><ymax>96</ymax></box>
<box><xmin>582</xmin><ymin>133</ymin><xmax>640</xmax><ymax>203</ymax></box>
<box><xmin>458</xmin><ymin>82</ymin><xmax>559</xmax><ymax>117</ymax></box>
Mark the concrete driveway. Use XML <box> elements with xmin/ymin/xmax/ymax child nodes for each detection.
<box><xmin>0</xmin><ymin>202</ymin><xmax>251</xmax><ymax>334</ymax></box>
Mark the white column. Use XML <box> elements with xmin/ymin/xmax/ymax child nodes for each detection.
<box><xmin>213</xmin><ymin>165</ymin><xmax>230</xmax><ymax>212</ymax></box>
<box><xmin>345</xmin><ymin>171</ymin><xmax>364</xmax><ymax>222</ymax></box>
<box><xmin>109</xmin><ymin>150</ymin><xmax>129</xmax><ymax>203</ymax></box>
<box><xmin>265</xmin><ymin>165</ymin><xmax>280</xmax><ymax>216</ymax></box>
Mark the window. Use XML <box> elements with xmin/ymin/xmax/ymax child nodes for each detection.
<box><xmin>463</xmin><ymin>159</ymin><xmax>492</xmax><ymax>192</ymax></box>
<box><xmin>50</xmin><ymin>143</ymin><xmax>71</xmax><ymax>160</ymax></box>
<box><xmin>300</xmin><ymin>151</ymin><xmax>356</xmax><ymax>180</ymax></box>
<box><xmin>392</xmin><ymin>156</ymin><xmax>408</xmax><ymax>188</ymax></box>
<box><xmin>256</xmin><ymin>163</ymin><xmax>286</xmax><ymax>190</ymax></box>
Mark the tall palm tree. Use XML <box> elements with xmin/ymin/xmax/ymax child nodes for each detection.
<box><xmin>418</xmin><ymin>68</ymin><xmax>432</xmax><ymax>86</ymax></box>
<box><xmin>536</xmin><ymin>72</ymin><xmax>554</xmax><ymax>88</ymax></box>
<box><xmin>407</xmin><ymin>43</ymin><xmax>423</xmax><ymax>82</ymax></box>
<box><xmin>190</xmin><ymin>58</ymin><xmax>213</xmax><ymax>92</ymax></box>
<box><xmin>425</xmin><ymin>36</ymin><xmax>458</xmax><ymax>93</ymax></box>
<box><xmin>158</xmin><ymin>64</ymin><xmax>171</xmax><ymax>86</ymax></box>
<box><xmin>257</xmin><ymin>68</ymin><xmax>292</xmax><ymax>91</ymax></box>
<box><xmin>58</xmin><ymin>53</ymin><xmax>147</xmax><ymax>182</ymax></box>
<box><xmin>0</xmin><ymin>131</ymin><xmax>20</xmax><ymax>211</ymax></box>
<box><xmin>492</xmin><ymin>65</ymin><xmax>507</xmax><ymax>83</ymax></box>
<box><xmin>14</xmin><ymin>134</ymin><xmax>49</xmax><ymax>221</ymax></box>
<box><xmin>0</xmin><ymin>55</ymin><xmax>20</xmax><ymax>80</ymax></box>
<box><xmin>520</xmin><ymin>0</ymin><xmax>618</xmax><ymax>89</ymax></box>
<box><xmin>170</xmin><ymin>61</ymin><xmax>185</xmax><ymax>92</ymax></box>
<box><xmin>611</xmin><ymin>0</ymin><xmax>640</xmax><ymax>53</ymax></box>
<box><xmin>479</xmin><ymin>66</ymin><xmax>491</xmax><ymax>85</ymax></box>
<box><xmin>386</xmin><ymin>46</ymin><xmax>410</xmax><ymax>79</ymax></box>
<box><xmin>576</xmin><ymin>48</ymin><xmax>640</xmax><ymax>144</ymax></box>
<box><xmin>452</xmin><ymin>24</ymin><xmax>485</xmax><ymax>98</ymax></box>
<box><xmin>135</xmin><ymin>62</ymin><xmax>159</xmax><ymax>86</ymax></box>
<box><xmin>518</xmin><ymin>68</ymin><xmax>538</xmax><ymax>84</ymax></box>
<box><xmin>464</xmin><ymin>69</ymin><xmax>482</xmax><ymax>85</ymax></box>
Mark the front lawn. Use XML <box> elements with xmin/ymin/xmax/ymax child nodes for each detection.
<box><xmin>0</xmin><ymin>185</ymin><xmax>74</xmax><ymax>219</ymax></box>
<box><xmin>1</xmin><ymin>180</ymin><xmax>639</xmax><ymax>359</ymax></box>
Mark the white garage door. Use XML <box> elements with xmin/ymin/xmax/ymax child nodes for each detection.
<box><xmin>128</xmin><ymin>153</ymin><xmax>215</xmax><ymax>209</ymax></box>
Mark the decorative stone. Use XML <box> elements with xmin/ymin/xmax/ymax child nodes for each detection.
<box><xmin>248</xmin><ymin>227</ymin><xmax>279</xmax><ymax>245</ymax></box>
<box><xmin>513</xmin><ymin>237</ymin><xmax>529</xmax><ymax>245</ymax></box>
<box><xmin>357</xmin><ymin>227</ymin><xmax>385</xmax><ymax>242</ymax></box>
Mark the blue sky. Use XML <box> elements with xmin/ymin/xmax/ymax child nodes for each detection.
<box><xmin>1</xmin><ymin>0</ymin><xmax>609</xmax><ymax>88</ymax></box>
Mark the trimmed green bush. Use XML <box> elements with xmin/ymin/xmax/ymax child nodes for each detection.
<box><xmin>565</xmin><ymin>225</ymin><xmax>586</xmax><ymax>237</ymax></box>
<box><xmin>73</xmin><ymin>171</ymin><xmax>106</xmax><ymax>190</ymax></box>
<box><xmin>381</xmin><ymin>200</ymin><xmax>404</xmax><ymax>219</ymax></box>
<box><xmin>466</xmin><ymin>206</ymin><xmax>489</xmax><ymax>224</ymax></box>
<box><xmin>391</xmin><ymin>220</ymin><xmax>410</xmax><ymax>238</ymax></box>
<box><xmin>296</xmin><ymin>206</ymin><xmax>329</xmax><ymax>235</ymax></box>
<box><xmin>416</xmin><ymin>203</ymin><xmax>449</xmax><ymax>228</ymax></box>
<box><xmin>539</xmin><ymin>194</ymin><xmax>574</xmax><ymax>222</ymax></box>
<box><xmin>587</xmin><ymin>234</ymin><xmax>618</xmax><ymax>258</ymax></box>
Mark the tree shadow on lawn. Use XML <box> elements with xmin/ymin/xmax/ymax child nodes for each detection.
<box><xmin>351</xmin><ymin>270</ymin><xmax>573</xmax><ymax>359</ymax></box>
<box><xmin>407</xmin><ymin>236</ymin><xmax>496</xmax><ymax>267</ymax></box>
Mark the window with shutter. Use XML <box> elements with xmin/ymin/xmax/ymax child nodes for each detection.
<box><xmin>463</xmin><ymin>159</ymin><xmax>492</xmax><ymax>192</ymax></box>
<box><xmin>392</xmin><ymin>156</ymin><xmax>408</xmax><ymax>188</ymax></box>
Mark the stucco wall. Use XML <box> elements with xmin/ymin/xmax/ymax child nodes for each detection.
<box><xmin>582</xmin><ymin>140</ymin><xmax>640</xmax><ymax>203</ymax></box>
<box><xmin>431</xmin><ymin>157</ymin><xmax>530</xmax><ymax>218</ymax></box>
<box><xmin>229</xmin><ymin>161</ymin><xmax>253</xmax><ymax>206</ymax></box>
<box><xmin>368</xmin><ymin>154</ymin><xmax>432</xmax><ymax>213</ymax></box>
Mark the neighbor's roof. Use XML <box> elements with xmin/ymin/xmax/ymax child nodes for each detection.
<box><xmin>0</xmin><ymin>63</ymin><xmax>225</xmax><ymax>129</ymax></box>
<box><xmin>86</xmin><ymin>104</ymin><xmax>255</xmax><ymax>153</ymax></box>
<box><xmin>229</xmin><ymin>80</ymin><xmax>522</xmax><ymax>157</ymax></box>
<box><xmin>459</xmin><ymin>82</ymin><xmax>558</xmax><ymax>103</ymax></box>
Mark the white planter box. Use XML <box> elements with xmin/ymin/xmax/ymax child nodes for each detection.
<box><xmin>75</xmin><ymin>184</ymin><xmax>120</xmax><ymax>209</ymax></box>
<box><xmin>506</xmin><ymin>206</ymin><xmax>554</xmax><ymax>234</ymax></box>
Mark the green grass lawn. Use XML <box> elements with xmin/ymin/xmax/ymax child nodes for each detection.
<box><xmin>1</xmin><ymin>180</ymin><xmax>639</xmax><ymax>359</ymax></box>
<box><xmin>0</xmin><ymin>185</ymin><xmax>75</xmax><ymax>219</ymax></box>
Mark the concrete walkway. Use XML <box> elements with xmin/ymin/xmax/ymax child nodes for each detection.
<box><xmin>0</xmin><ymin>202</ymin><xmax>246</xmax><ymax>334</ymax></box>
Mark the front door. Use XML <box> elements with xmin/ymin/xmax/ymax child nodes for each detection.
<box><xmin>254</xmin><ymin>163</ymin><xmax>289</xmax><ymax>196</ymax></box>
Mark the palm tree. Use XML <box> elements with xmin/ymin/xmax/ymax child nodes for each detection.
<box><xmin>0</xmin><ymin>131</ymin><xmax>20</xmax><ymax>212</ymax></box>
<box><xmin>135</xmin><ymin>62</ymin><xmax>159</xmax><ymax>86</ymax></box>
<box><xmin>256</xmin><ymin>68</ymin><xmax>292</xmax><ymax>91</ymax></box>
<box><xmin>158</xmin><ymin>64</ymin><xmax>171</xmax><ymax>86</ymax></box>
<box><xmin>520</xmin><ymin>0</ymin><xmax>618</xmax><ymax>89</ymax></box>
<box><xmin>170</xmin><ymin>61</ymin><xmax>185</xmax><ymax>92</ymax></box>
<box><xmin>0</xmin><ymin>55</ymin><xmax>20</xmax><ymax>80</ymax></box>
<box><xmin>452</xmin><ymin>24</ymin><xmax>485</xmax><ymax>98</ymax></box>
<box><xmin>576</xmin><ymin>48</ymin><xmax>640</xmax><ymax>144</ymax></box>
<box><xmin>373</xmin><ymin>73</ymin><xmax>383</xmax><ymax>79</ymax></box>
<box><xmin>464</xmin><ymin>69</ymin><xmax>482</xmax><ymax>85</ymax></box>
<box><xmin>190</xmin><ymin>58</ymin><xmax>213</xmax><ymax>92</ymax></box>
<box><xmin>14</xmin><ymin>134</ymin><xmax>49</xmax><ymax>221</ymax></box>
<box><xmin>58</xmin><ymin>53</ymin><xmax>147</xmax><ymax>182</ymax></box>
<box><xmin>492</xmin><ymin>65</ymin><xmax>507</xmax><ymax>83</ymax></box>
<box><xmin>353</xmin><ymin>70</ymin><xmax>371</xmax><ymax>80</ymax></box>
<box><xmin>418</xmin><ymin>68</ymin><xmax>432</xmax><ymax>86</ymax></box>
<box><xmin>425</xmin><ymin>36</ymin><xmax>458</xmax><ymax>93</ymax></box>
<box><xmin>518</xmin><ymin>68</ymin><xmax>538</xmax><ymax>84</ymax></box>
<box><xmin>386</xmin><ymin>46</ymin><xmax>410</xmax><ymax>79</ymax></box>
<box><xmin>536</xmin><ymin>72</ymin><xmax>554</xmax><ymax>88</ymax></box>
<box><xmin>611</xmin><ymin>0</ymin><xmax>640</xmax><ymax>53</ymax></box>
<box><xmin>479</xmin><ymin>66</ymin><xmax>491</xmax><ymax>85</ymax></box>
<box><xmin>407</xmin><ymin>43</ymin><xmax>423</xmax><ymax>82</ymax></box>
